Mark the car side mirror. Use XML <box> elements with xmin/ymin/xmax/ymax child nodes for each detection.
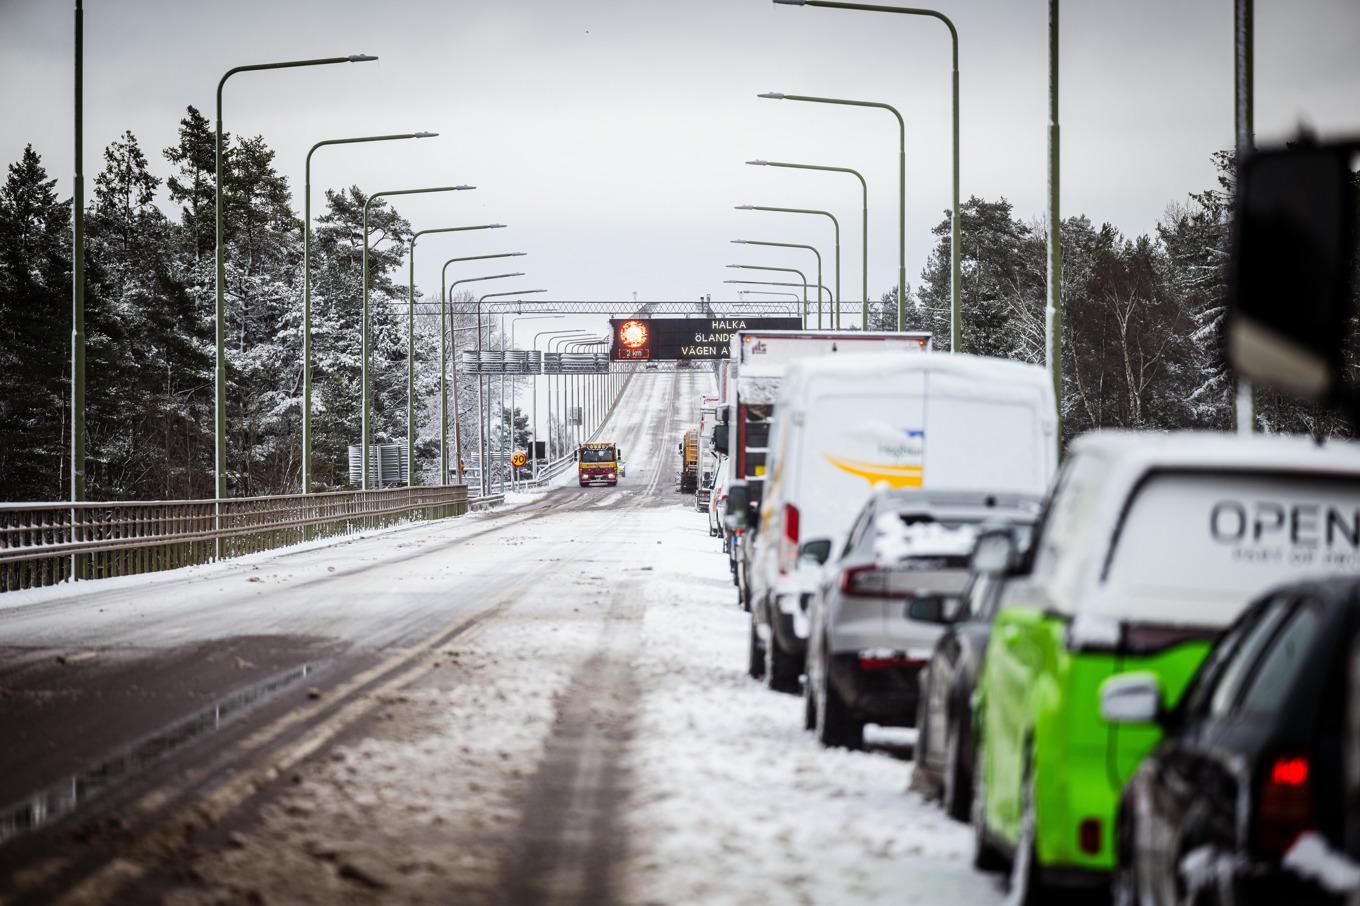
<box><xmin>713</xmin><ymin>425</ymin><xmax>729</xmax><ymax>456</ymax></box>
<box><xmin>1227</xmin><ymin>139</ymin><xmax>1359</xmax><ymax>414</ymax></box>
<box><xmin>971</xmin><ymin>530</ymin><xmax>1018</xmax><ymax>575</ymax></box>
<box><xmin>798</xmin><ymin>538</ymin><xmax>832</xmax><ymax>566</ymax></box>
<box><xmin>1099</xmin><ymin>672</ymin><xmax>1163</xmax><ymax>725</ymax></box>
<box><xmin>907</xmin><ymin>595</ymin><xmax>962</xmax><ymax>625</ymax></box>
<box><xmin>725</xmin><ymin>482</ymin><xmax>750</xmax><ymax>530</ymax></box>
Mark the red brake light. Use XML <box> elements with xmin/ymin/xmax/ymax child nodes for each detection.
<box><xmin>1271</xmin><ymin>757</ymin><xmax>1309</xmax><ymax>787</ymax></box>
<box><xmin>784</xmin><ymin>503</ymin><xmax>800</xmax><ymax>544</ymax></box>
<box><xmin>839</xmin><ymin>564</ymin><xmax>914</xmax><ymax>599</ymax></box>
<box><xmin>1255</xmin><ymin>754</ymin><xmax>1313</xmax><ymax>856</ymax></box>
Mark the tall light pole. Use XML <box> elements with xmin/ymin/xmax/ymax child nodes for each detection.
<box><xmin>405</xmin><ymin>223</ymin><xmax>505</xmax><ymax>486</ymax></box>
<box><xmin>1233</xmin><ymin>0</ymin><xmax>1253</xmax><ymax>434</ymax></box>
<box><xmin>772</xmin><ymin>0</ymin><xmax>960</xmax><ymax>347</ymax></box>
<box><xmin>359</xmin><ymin>185</ymin><xmax>473</xmax><ymax>489</ymax></box>
<box><xmin>739</xmin><ymin>290</ymin><xmax>801</xmax><ymax>302</ymax></box>
<box><xmin>475</xmin><ymin>290</ymin><xmax>547</xmax><ymax>496</ymax></box>
<box><xmin>71</xmin><ymin>0</ymin><xmax>85</xmax><ymax>532</ymax></box>
<box><xmin>446</xmin><ymin>273</ymin><xmax>526</xmax><ymax>487</ymax></box>
<box><xmin>726</xmin><ymin>265</ymin><xmax>810</xmax><ymax>325</ymax></box>
<box><xmin>548</xmin><ymin>333</ymin><xmax>583</xmax><ymax>465</ymax></box>
<box><xmin>503</xmin><ymin>315</ymin><xmax>563</xmax><ymax>490</ymax></box>
<box><xmin>1047</xmin><ymin>0</ymin><xmax>1062</xmax><ymax>442</ymax></box>
<box><xmin>757</xmin><ymin>92</ymin><xmax>909</xmax><ymax>331</ymax></box>
<box><xmin>736</xmin><ymin>204</ymin><xmax>840</xmax><ymax>324</ymax></box>
<box><xmin>441</xmin><ymin>253</ymin><xmax>526</xmax><ymax>483</ymax></box>
<box><xmin>532</xmin><ymin>329</ymin><xmax>588</xmax><ymax>474</ymax></box>
<box><xmin>723</xmin><ymin>278</ymin><xmax>832</xmax><ymax>321</ymax></box>
<box><xmin>303</xmin><ymin>130</ymin><xmax>435</xmax><ymax>493</ymax></box>
<box><xmin>747</xmin><ymin>159</ymin><xmax>866</xmax><ymax>328</ymax></box>
<box><xmin>732</xmin><ymin>239</ymin><xmax>826</xmax><ymax>328</ymax></box>
<box><xmin>216</xmin><ymin>53</ymin><xmax>376</xmax><ymax>505</ymax></box>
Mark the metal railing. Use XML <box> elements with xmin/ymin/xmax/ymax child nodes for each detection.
<box><xmin>0</xmin><ymin>484</ymin><xmax>476</xmax><ymax>593</ymax></box>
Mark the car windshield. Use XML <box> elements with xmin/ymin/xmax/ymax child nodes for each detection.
<box><xmin>581</xmin><ymin>448</ymin><xmax>615</xmax><ymax>463</ymax></box>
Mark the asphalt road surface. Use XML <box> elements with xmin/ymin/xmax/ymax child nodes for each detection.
<box><xmin>0</xmin><ymin>370</ymin><xmax>1003</xmax><ymax>906</ymax></box>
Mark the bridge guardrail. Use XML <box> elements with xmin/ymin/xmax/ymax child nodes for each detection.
<box><xmin>0</xmin><ymin>484</ymin><xmax>472</xmax><ymax>593</ymax></box>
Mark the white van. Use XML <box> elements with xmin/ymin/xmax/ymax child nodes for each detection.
<box><xmin>747</xmin><ymin>353</ymin><xmax>1057</xmax><ymax>692</ymax></box>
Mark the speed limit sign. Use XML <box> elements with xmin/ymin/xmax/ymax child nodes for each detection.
<box><xmin>511</xmin><ymin>451</ymin><xmax>527</xmax><ymax>468</ymax></box>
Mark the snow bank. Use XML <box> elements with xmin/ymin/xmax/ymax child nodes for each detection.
<box><xmin>620</xmin><ymin>507</ymin><xmax>1003</xmax><ymax>906</ymax></box>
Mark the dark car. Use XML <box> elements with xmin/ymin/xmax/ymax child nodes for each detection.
<box><xmin>910</xmin><ymin>525</ymin><xmax>1031</xmax><ymax>821</ymax></box>
<box><xmin>1105</xmin><ymin>576</ymin><xmax>1360</xmax><ymax>906</ymax></box>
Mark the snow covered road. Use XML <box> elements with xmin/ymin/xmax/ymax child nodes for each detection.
<box><xmin>0</xmin><ymin>369</ymin><xmax>1005</xmax><ymax>905</ymax></box>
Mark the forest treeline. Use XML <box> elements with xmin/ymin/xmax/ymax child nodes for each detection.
<box><xmin>1</xmin><ymin>109</ymin><xmax>1355</xmax><ymax>502</ymax></box>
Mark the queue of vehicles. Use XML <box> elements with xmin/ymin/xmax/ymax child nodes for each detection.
<box><xmin>675</xmin><ymin>325</ymin><xmax>1360</xmax><ymax>904</ymax></box>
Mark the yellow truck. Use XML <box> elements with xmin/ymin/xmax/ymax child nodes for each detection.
<box><xmin>679</xmin><ymin>429</ymin><xmax>699</xmax><ymax>493</ymax></box>
<box><xmin>577</xmin><ymin>441</ymin><xmax>621</xmax><ymax>487</ymax></box>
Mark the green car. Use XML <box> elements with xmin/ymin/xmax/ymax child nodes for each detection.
<box><xmin>970</xmin><ymin>431</ymin><xmax>1360</xmax><ymax>901</ymax></box>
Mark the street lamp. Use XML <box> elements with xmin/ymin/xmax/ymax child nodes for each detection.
<box><xmin>444</xmin><ymin>272</ymin><xmax>527</xmax><ymax>487</ymax></box>
<box><xmin>736</xmin><ymin>204</ymin><xmax>840</xmax><ymax>324</ymax></box>
<box><xmin>475</xmin><ymin>290</ymin><xmax>548</xmax><ymax>495</ymax></box>
<box><xmin>216</xmin><ymin>52</ymin><xmax>377</xmax><ymax>506</ymax></box>
<box><xmin>532</xmin><ymin>329</ymin><xmax>588</xmax><ymax>472</ymax></box>
<box><xmin>771</xmin><ymin>0</ymin><xmax>960</xmax><ymax>346</ymax></box>
<box><xmin>738</xmin><ymin>290</ymin><xmax>801</xmax><ymax>302</ymax></box>
<box><xmin>724</xmin><ymin>279</ymin><xmax>835</xmax><ymax>315</ymax></box>
<box><xmin>502</xmin><ymin>315</ymin><xmax>563</xmax><ymax>492</ymax></box>
<box><xmin>405</xmin><ymin>223</ymin><xmax>506</xmax><ymax>486</ymax></box>
<box><xmin>359</xmin><ymin>185</ymin><xmax>474</xmax><ymax>489</ymax></box>
<box><xmin>758</xmin><ymin>91</ymin><xmax>909</xmax><ymax>331</ymax></box>
<box><xmin>440</xmin><ymin>252</ymin><xmax>526</xmax><ymax>482</ymax></box>
<box><xmin>726</xmin><ymin>264</ymin><xmax>809</xmax><ymax>325</ymax></box>
<box><xmin>747</xmin><ymin>159</ymin><xmax>866</xmax><ymax>328</ymax></box>
<box><xmin>302</xmin><ymin>130</ymin><xmax>435</xmax><ymax>493</ymax></box>
<box><xmin>732</xmin><ymin>239</ymin><xmax>827</xmax><ymax>328</ymax></box>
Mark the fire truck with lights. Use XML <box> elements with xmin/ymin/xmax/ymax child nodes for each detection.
<box><xmin>577</xmin><ymin>441</ymin><xmax>621</xmax><ymax>487</ymax></box>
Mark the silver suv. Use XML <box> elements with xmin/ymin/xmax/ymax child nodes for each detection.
<box><xmin>803</xmin><ymin>489</ymin><xmax>1041</xmax><ymax>749</ymax></box>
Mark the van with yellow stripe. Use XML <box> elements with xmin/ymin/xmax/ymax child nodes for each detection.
<box><xmin>749</xmin><ymin>352</ymin><xmax>1056</xmax><ymax>698</ymax></box>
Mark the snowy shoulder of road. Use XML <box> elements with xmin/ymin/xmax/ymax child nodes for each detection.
<box><xmin>619</xmin><ymin>507</ymin><xmax>1006</xmax><ymax>906</ymax></box>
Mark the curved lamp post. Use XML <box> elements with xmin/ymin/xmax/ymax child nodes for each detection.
<box><xmin>747</xmin><ymin>159</ymin><xmax>866</xmax><ymax>329</ymax></box>
<box><xmin>532</xmin><ymin>329</ymin><xmax>588</xmax><ymax>470</ymax></box>
<box><xmin>759</xmin><ymin>91</ymin><xmax>909</xmax><ymax>331</ymax></box>
<box><xmin>736</xmin><ymin>204</ymin><xmax>840</xmax><ymax>324</ymax></box>
<box><xmin>444</xmin><ymin>272</ymin><xmax>527</xmax><ymax>486</ymax></box>
<box><xmin>738</xmin><ymin>290</ymin><xmax>801</xmax><ymax>302</ymax></box>
<box><xmin>302</xmin><ymin>129</ymin><xmax>435</xmax><ymax>493</ymax></box>
<box><xmin>440</xmin><ymin>252</ymin><xmax>526</xmax><ymax>482</ymax></box>
<box><xmin>216</xmin><ymin>52</ymin><xmax>376</xmax><ymax>506</ymax></box>
<box><xmin>724</xmin><ymin>278</ymin><xmax>834</xmax><ymax>316</ymax></box>
<box><xmin>475</xmin><ymin>290</ymin><xmax>547</xmax><ymax>495</ymax></box>
<box><xmin>726</xmin><ymin>264</ymin><xmax>810</xmax><ymax>325</ymax></box>
<box><xmin>404</xmin><ymin>223</ymin><xmax>505</xmax><ymax>486</ymax></box>
<box><xmin>772</xmin><ymin>0</ymin><xmax>959</xmax><ymax>347</ymax></box>
<box><xmin>732</xmin><ymin>239</ymin><xmax>826</xmax><ymax>328</ymax></box>
<box><xmin>359</xmin><ymin>185</ymin><xmax>473</xmax><ymax>489</ymax></box>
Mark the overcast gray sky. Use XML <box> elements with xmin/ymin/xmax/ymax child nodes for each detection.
<box><xmin>3</xmin><ymin>0</ymin><xmax>1358</xmax><ymax>307</ymax></box>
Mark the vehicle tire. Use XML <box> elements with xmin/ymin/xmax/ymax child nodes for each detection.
<box><xmin>971</xmin><ymin>735</ymin><xmax>1007</xmax><ymax>872</ymax></box>
<box><xmin>1007</xmin><ymin>751</ymin><xmax>1048</xmax><ymax>906</ymax></box>
<box><xmin>942</xmin><ymin>716</ymin><xmax>972</xmax><ymax>823</ymax></box>
<box><xmin>747</xmin><ymin>617</ymin><xmax>766</xmax><ymax>680</ymax></box>
<box><xmin>814</xmin><ymin>653</ymin><xmax>863</xmax><ymax>750</ymax></box>
<box><xmin>1111</xmin><ymin>811</ymin><xmax>1139</xmax><ymax>906</ymax></box>
<box><xmin>764</xmin><ymin>627</ymin><xmax>802</xmax><ymax>696</ymax></box>
<box><xmin>802</xmin><ymin>669</ymin><xmax>817</xmax><ymax>730</ymax></box>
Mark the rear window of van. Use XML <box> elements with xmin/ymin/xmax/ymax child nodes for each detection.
<box><xmin>1100</xmin><ymin>472</ymin><xmax>1360</xmax><ymax>626</ymax></box>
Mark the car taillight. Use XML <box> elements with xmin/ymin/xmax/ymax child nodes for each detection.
<box><xmin>1254</xmin><ymin>754</ymin><xmax>1313</xmax><ymax>856</ymax></box>
<box><xmin>784</xmin><ymin>503</ymin><xmax>799</xmax><ymax>544</ymax></box>
<box><xmin>839</xmin><ymin>565</ymin><xmax>913</xmax><ymax>598</ymax></box>
<box><xmin>857</xmin><ymin>650</ymin><xmax>926</xmax><ymax>671</ymax></box>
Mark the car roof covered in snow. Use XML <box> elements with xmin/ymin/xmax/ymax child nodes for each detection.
<box><xmin>1069</xmin><ymin>429</ymin><xmax>1360</xmax><ymax>476</ymax></box>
